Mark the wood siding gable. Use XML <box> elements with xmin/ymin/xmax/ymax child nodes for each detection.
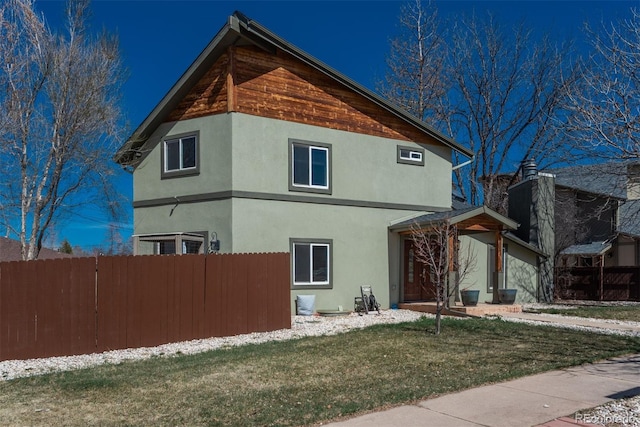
<box><xmin>165</xmin><ymin>45</ymin><xmax>442</xmax><ymax>146</ymax></box>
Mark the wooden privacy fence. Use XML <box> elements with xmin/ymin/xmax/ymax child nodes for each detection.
<box><xmin>555</xmin><ymin>266</ymin><xmax>640</xmax><ymax>301</ymax></box>
<box><xmin>0</xmin><ymin>253</ymin><xmax>290</xmax><ymax>362</ymax></box>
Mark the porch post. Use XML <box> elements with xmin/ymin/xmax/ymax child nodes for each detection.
<box><xmin>447</xmin><ymin>229</ymin><xmax>457</xmax><ymax>308</ymax></box>
<box><xmin>492</xmin><ymin>230</ymin><xmax>503</xmax><ymax>304</ymax></box>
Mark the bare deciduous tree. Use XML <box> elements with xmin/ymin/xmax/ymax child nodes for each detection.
<box><xmin>411</xmin><ymin>220</ymin><xmax>477</xmax><ymax>335</ymax></box>
<box><xmin>378</xmin><ymin>0</ymin><xmax>447</xmax><ymax>122</ymax></box>
<box><xmin>565</xmin><ymin>8</ymin><xmax>640</xmax><ymax>160</ymax></box>
<box><xmin>381</xmin><ymin>2</ymin><xmax>575</xmax><ymax>210</ymax></box>
<box><xmin>0</xmin><ymin>0</ymin><xmax>125</xmax><ymax>259</ymax></box>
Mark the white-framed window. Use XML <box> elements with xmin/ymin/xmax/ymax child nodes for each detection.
<box><xmin>162</xmin><ymin>132</ymin><xmax>199</xmax><ymax>178</ymax></box>
<box><xmin>290</xmin><ymin>239</ymin><xmax>332</xmax><ymax>288</ymax></box>
<box><xmin>397</xmin><ymin>145</ymin><xmax>425</xmax><ymax>166</ymax></box>
<box><xmin>289</xmin><ymin>140</ymin><xmax>331</xmax><ymax>194</ymax></box>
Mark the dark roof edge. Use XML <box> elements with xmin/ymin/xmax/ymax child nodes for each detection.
<box><xmin>389</xmin><ymin>205</ymin><xmax>518</xmax><ymax>232</ymax></box>
<box><xmin>115</xmin><ymin>12</ymin><xmax>472</xmax><ymax>165</ymax></box>
<box><xmin>502</xmin><ymin>232</ymin><xmax>548</xmax><ymax>258</ymax></box>
<box><xmin>114</xmin><ymin>16</ymin><xmax>239</xmax><ymax>164</ymax></box>
<box><xmin>234</xmin><ymin>12</ymin><xmax>472</xmax><ymax>158</ymax></box>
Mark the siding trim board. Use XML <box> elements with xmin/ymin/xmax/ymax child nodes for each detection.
<box><xmin>132</xmin><ymin>190</ymin><xmax>449</xmax><ymax>212</ymax></box>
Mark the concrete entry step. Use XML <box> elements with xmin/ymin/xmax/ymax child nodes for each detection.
<box><xmin>399</xmin><ymin>302</ymin><xmax>522</xmax><ymax>317</ymax></box>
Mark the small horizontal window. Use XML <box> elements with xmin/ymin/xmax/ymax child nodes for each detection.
<box><xmin>397</xmin><ymin>145</ymin><xmax>425</xmax><ymax>166</ymax></box>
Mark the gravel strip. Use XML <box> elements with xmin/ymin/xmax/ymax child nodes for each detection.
<box><xmin>0</xmin><ymin>309</ymin><xmax>426</xmax><ymax>382</ymax></box>
<box><xmin>497</xmin><ymin>314</ymin><xmax>640</xmax><ymax>337</ymax></box>
<box><xmin>575</xmin><ymin>395</ymin><xmax>640</xmax><ymax>427</ymax></box>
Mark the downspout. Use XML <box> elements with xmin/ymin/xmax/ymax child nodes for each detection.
<box><xmin>452</xmin><ymin>155</ymin><xmax>475</xmax><ymax>171</ymax></box>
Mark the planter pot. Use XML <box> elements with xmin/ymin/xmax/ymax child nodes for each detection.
<box><xmin>499</xmin><ymin>289</ymin><xmax>518</xmax><ymax>305</ymax></box>
<box><xmin>460</xmin><ymin>290</ymin><xmax>480</xmax><ymax>307</ymax></box>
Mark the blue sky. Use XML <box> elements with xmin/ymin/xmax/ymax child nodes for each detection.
<box><xmin>34</xmin><ymin>0</ymin><xmax>637</xmax><ymax>251</ymax></box>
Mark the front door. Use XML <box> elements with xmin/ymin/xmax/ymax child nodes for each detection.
<box><xmin>403</xmin><ymin>240</ymin><xmax>436</xmax><ymax>301</ymax></box>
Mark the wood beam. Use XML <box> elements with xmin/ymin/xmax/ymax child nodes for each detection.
<box><xmin>492</xmin><ymin>229</ymin><xmax>503</xmax><ymax>304</ymax></box>
<box><xmin>227</xmin><ymin>46</ymin><xmax>237</xmax><ymax>112</ymax></box>
<box><xmin>496</xmin><ymin>231</ymin><xmax>503</xmax><ymax>273</ymax></box>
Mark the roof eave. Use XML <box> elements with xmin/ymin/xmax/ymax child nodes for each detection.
<box><xmin>115</xmin><ymin>11</ymin><xmax>472</xmax><ymax>166</ymax></box>
<box><xmin>234</xmin><ymin>13</ymin><xmax>472</xmax><ymax>159</ymax></box>
<box><xmin>389</xmin><ymin>205</ymin><xmax>519</xmax><ymax>233</ymax></box>
<box><xmin>114</xmin><ymin>17</ymin><xmax>242</xmax><ymax>165</ymax></box>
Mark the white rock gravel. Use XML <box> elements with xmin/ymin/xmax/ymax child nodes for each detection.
<box><xmin>575</xmin><ymin>396</ymin><xmax>640</xmax><ymax>427</ymax></box>
<box><xmin>0</xmin><ymin>309</ymin><xmax>426</xmax><ymax>382</ymax></box>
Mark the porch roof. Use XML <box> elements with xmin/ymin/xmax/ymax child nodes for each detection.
<box><xmin>560</xmin><ymin>241</ymin><xmax>612</xmax><ymax>257</ymax></box>
<box><xmin>503</xmin><ymin>232</ymin><xmax>548</xmax><ymax>257</ymax></box>
<box><xmin>389</xmin><ymin>205</ymin><xmax>518</xmax><ymax>233</ymax></box>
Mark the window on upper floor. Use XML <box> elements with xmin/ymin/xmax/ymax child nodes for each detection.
<box><xmin>290</xmin><ymin>239</ymin><xmax>332</xmax><ymax>289</ymax></box>
<box><xmin>162</xmin><ymin>132</ymin><xmax>200</xmax><ymax>178</ymax></box>
<box><xmin>289</xmin><ymin>139</ymin><xmax>331</xmax><ymax>194</ymax></box>
<box><xmin>397</xmin><ymin>145</ymin><xmax>425</xmax><ymax>166</ymax></box>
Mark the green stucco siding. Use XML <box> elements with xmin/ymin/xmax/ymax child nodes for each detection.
<box><xmin>131</xmin><ymin>112</ymin><xmax>455</xmax><ymax>311</ymax></box>
<box><xmin>457</xmin><ymin>234</ymin><xmax>539</xmax><ymax>304</ymax></box>
<box><xmin>133</xmin><ymin>114</ymin><xmax>233</xmax><ymax>202</ymax></box>
<box><xmin>230</xmin><ymin>198</ymin><xmax>411</xmax><ymax>312</ymax></box>
<box><xmin>133</xmin><ymin>199</ymin><xmax>233</xmax><ymax>252</ymax></box>
<box><xmin>230</xmin><ymin>114</ymin><xmax>452</xmax><ymax>207</ymax></box>
<box><xmin>505</xmin><ymin>242</ymin><xmax>539</xmax><ymax>303</ymax></box>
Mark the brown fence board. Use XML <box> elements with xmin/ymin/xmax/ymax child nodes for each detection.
<box><xmin>555</xmin><ymin>266</ymin><xmax>640</xmax><ymax>301</ymax></box>
<box><xmin>1</xmin><ymin>252</ymin><xmax>290</xmax><ymax>362</ymax></box>
<box><xmin>0</xmin><ymin>258</ymin><xmax>96</xmax><ymax>361</ymax></box>
<box><xmin>204</xmin><ymin>253</ymin><xmax>225</xmax><ymax>338</ymax></box>
<box><xmin>97</xmin><ymin>256</ymin><xmax>129</xmax><ymax>352</ymax></box>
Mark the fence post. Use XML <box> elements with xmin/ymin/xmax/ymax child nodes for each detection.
<box><xmin>599</xmin><ymin>263</ymin><xmax>604</xmax><ymax>301</ymax></box>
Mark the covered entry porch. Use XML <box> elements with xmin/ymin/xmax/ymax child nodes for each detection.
<box><xmin>390</xmin><ymin>205</ymin><xmax>520</xmax><ymax>306</ymax></box>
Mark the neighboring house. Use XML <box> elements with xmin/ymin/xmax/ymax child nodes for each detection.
<box><xmin>510</xmin><ymin>161</ymin><xmax>640</xmax><ymax>267</ymax></box>
<box><xmin>507</xmin><ymin>160</ymin><xmax>640</xmax><ymax>300</ymax></box>
<box><xmin>114</xmin><ymin>12</ymin><xmax>543</xmax><ymax>310</ymax></box>
<box><xmin>551</xmin><ymin>162</ymin><xmax>640</xmax><ymax>268</ymax></box>
<box><xmin>0</xmin><ymin>237</ymin><xmax>73</xmax><ymax>262</ymax></box>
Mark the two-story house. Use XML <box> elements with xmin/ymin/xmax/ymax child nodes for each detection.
<box><xmin>506</xmin><ymin>160</ymin><xmax>640</xmax><ymax>300</ymax></box>
<box><xmin>115</xmin><ymin>12</ymin><xmax>545</xmax><ymax>311</ymax></box>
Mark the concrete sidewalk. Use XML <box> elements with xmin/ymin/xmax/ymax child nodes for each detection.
<box><xmin>500</xmin><ymin>311</ymin><xmax>640</xmax><ymax>336</ymax></box>
<box><xmin>325</xmin><ymin>353</ymin><xmax>640</xmax><ymax>427</ymax></box>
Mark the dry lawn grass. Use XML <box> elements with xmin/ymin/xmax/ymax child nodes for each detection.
<box><xmin>536</xmin><ymin>305</ymin><xmax>640</xmax><ymax>322</ymax></box>
<box><xmin>1</xmin><ymin>317</ymin><xmax>639</xmax><ymax>426</ymax></box>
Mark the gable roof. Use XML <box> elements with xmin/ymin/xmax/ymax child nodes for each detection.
<box><xmin>0</xmin><ymin>237</ymin><xmax>74</xmax><ymax>262</ymax></box>
<box><xmin>548</xmin><ymin>162</ymin><xmax>633</xmax><ymax>200</ymax></box>
<box><xmin>560</xmin><ymin>241</ymin><xmax>612</xmax><ymax>257</ymax></box>
<box><xmin>114</xmin><ymin>11</ymin><xmax>472</xmax><ymax>166</ymax></box>
<box><xmin>389</xmin><ymin>205</ymin><xmax>518</xmax><ymax>233</ymax></box>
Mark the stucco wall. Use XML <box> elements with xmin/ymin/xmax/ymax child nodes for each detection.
<box><xmin>133</xmin><ymin>114</ymin><xmax>233</xmax><ymax>202</ymax></box>
<box><xmin>457</xmin><ymin>234</ymin><xmax>539</xmax><ymax>304</ymax></box>
<box><xmin>133</xmin><ymin>199</ymin><xmax>233</xmax><ymax>253</ymax></box>
<box><xmin>505</xmin><ymin>241</ymin><xmax>539</xmax><ymax>303</ymax></box>
<box><xmin>230</xmin><ymin>198</ymin><xmax>411</xmax><ymax>312</ymax></box>
<box><xmin>230</xmin><ymin>114</ymin><xmax>452</xmax><ymax>207</ymax></box>
<box><xmin>132</xmin><ymin>112</ymin><xmax>454</xmax><ymax>311</ymax></box>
